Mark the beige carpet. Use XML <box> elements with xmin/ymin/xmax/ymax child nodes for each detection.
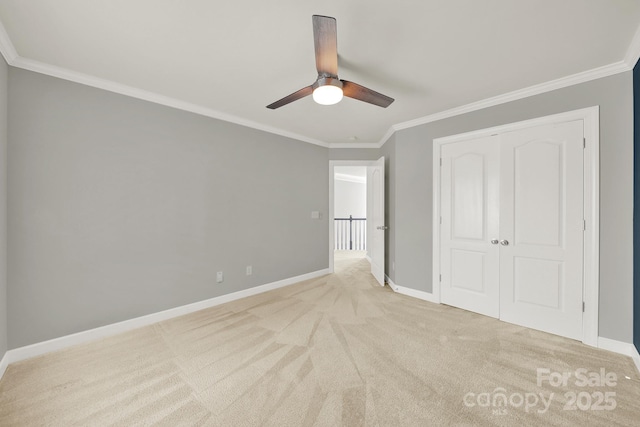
<box><xmin>0</xmin><ymin>251</ymin><xmax>639</xmax><ymax>426</ymax></box>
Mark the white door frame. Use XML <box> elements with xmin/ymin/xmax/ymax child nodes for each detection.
<box><xmin>432</xmin><ymin>106</ymin><xmax>600</xmax><ymax>346</ymax></box>
<box><xmin>329</xmin><ymin>160</ymin><xmax>378</xmax><ymax>273</ymax></box>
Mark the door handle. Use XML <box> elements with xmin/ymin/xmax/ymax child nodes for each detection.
<box><xmin>490</xmin><ymin>239</ymin><xmax>499</xmax><ymax>245</ymax></box>
<box><xmin>500</xmin><ymin>239</ymin><xmax>509</xmax><ymax>246</ymax></box>
<box><xmin>376</xmin><ymin>226</ymin><xmax>388</xmax><ymax>230</ymax></box>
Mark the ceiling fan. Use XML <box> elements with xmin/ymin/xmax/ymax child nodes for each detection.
<box><xmin>266</xmin><ymin>15</ymin><xmax>394</xmax><ymax>109</ymax></box>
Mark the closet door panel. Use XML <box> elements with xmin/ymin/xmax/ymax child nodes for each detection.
<box><xmin>440</xmin><ymin>136</ymin><xmax>500</xmax><ymax>318</ymax></box>
<box><xmin>499</xmin><ymin>120</ymin><xmax>584</xmax><ymax>340</ymax></box>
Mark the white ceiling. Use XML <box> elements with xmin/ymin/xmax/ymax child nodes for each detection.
<box><xmin>0</xmin><ymin>1</ymin><xmax>639</xmax><ymax>146</ymax></box>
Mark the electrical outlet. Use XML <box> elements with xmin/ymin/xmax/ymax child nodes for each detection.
<box><xmin>246</xmin><ymin>266</ymin><xmax>252</xmax><ymax>276</ymax></box>
<box><xmin>216</xmin><ymin>271</ymin><xmax>223</xmax><ymax>283</ymax></box>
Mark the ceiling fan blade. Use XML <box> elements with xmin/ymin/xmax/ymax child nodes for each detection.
<box><xmin>266</xmin><ymin>85</ymin><xmax>314</xmax><ymax>109</ymax></box>
<box><xmin>341</xmin><ymin>80</ymin><xmax>394</xmax><ymax>108</ymax></box>
<box><xmin>313</xmin><ymin>15</ymin><xmax>338</xmax><ymax>77</ymax></box>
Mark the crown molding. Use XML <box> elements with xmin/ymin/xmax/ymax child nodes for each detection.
<box><xmin>12</xmin><ymin>57</ymin><xmax>330</xmax><ymax>148</ymax></box>
<box><xmin>0</xmin><ymin>19</ymin><xmax>17</xmax><ymax>63</ymax></box>
<box><xmin>375</xmin><ymin>126</ymin><xmax>396</xmax><ymax>148</ymax></box>
<box><xmin>624</xmin><ymin>21</ymin><xmax>640</xmax><ymax>69</ymax></box>
<box><xmin>390</xmin><ymin>60</ymin><xmax>630</xmax><ymax>137</ymax></box>
<box><xmin>0</xmin><ymin>18</ymin><xmax>329</xmax><ymax>148</ymax></box>
<box><xmin>376</xmin><ymin>59</ymin><xmax>632</xmax><ymax>148</ymax></box>
<box><xmin>328</xmin><ymin>142</ymin><xmax>379</xmax><ymax>149</ymax></box>
<box><xmin>376</xmin><ymin>24</ymin><xmax>640</xmax><ymax>147</ymax></box>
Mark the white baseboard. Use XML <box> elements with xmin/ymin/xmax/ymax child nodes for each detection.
<box><xmin>1</xmin><ymin>268</ymin><xmax>330</xmax><ymax>372</ymax></box>
<box><xmin>384</xmin><ymin>283</ymin><xmax>640</xmax><ymax>375</ymax></box>
<box><xmin>384</xmin><ymin>275</ymin><xmax>396</xmax><ymax>289</ymax></box>
<box><xmin>0</xmin><ymin>350</ymin><xmax>9</xmax><ymax>379</ymax></box>
<box><xmin>597</xmin><ymin>337</ymin><xmax>640</xmax><ymax>374</ymax></box>
<box><xmin>3</xmin><ymin>268</ymin><xmax>638</xmax><ymax>381</ymax></box>
<box><xmin>386</xmin><ymin>276</ymin><xmax>439</xmax><ymax>303</ymax></box>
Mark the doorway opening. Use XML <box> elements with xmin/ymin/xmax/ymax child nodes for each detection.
<box><xmin>329</xmin><ymin>158</ymin><xmax>385</xmax><ymax>286</ymax></box>
<box><xmin>334</xmin><ymin>166</ymin><xmax>367</xmax><ymax>264</ymax></box>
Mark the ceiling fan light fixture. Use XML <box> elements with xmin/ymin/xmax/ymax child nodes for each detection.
<box><xmin>312</xmin><ymin>77</ymin><xmax>343</xmax><ymax>105</ymax></box>
<box><xmin>313</xmin><ymin>84</ymin><xmax>343</xmax><ymax>105</ymax></box>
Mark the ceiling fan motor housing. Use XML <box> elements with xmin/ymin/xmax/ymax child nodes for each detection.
<box><xmin>313</xmin><ymin>77</ymin><xmax>343</xmax><ymax>91</ymax></box>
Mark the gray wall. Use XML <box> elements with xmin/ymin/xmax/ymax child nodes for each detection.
<box><xmin>0</xmin><ymin>57</ymin><xmax>7</xmax><ymax>357</ymax></box>
<box><xmin>8</xmin><ymin>68</ymin><xmax>329</xmax><ymax>348</ymax></box>
<box><xmin>389</xmin><ymin>72</ymin><xmax>634</xmax><ymax>343</ymax></box>
<box><xmin>328</xmin><ymin>148</ymin><xmax>380</xmax><ymax>161</ymax></box>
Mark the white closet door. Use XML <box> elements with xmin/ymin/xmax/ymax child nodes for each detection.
<box><xmin>440</xmin><ymin>136</ymin><xmax>500</xmax><ymax>318</ymax></box>
<box><xmin>498</xmin><ymin>120</ymin><xmax>584</xmax><ymax>340</ymax></box>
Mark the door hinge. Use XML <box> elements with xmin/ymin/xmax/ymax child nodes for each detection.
<box><xmin>439</xmin><ymin>274</ymin><xmax>442</xmax><ymax>282</ymax></box>
<box><xmin>583</xmin><ymin>219</ymin><xmax>586</xmax><ymax>231</ymax></box>
<box><xmin>440</xmin><ymin>216</ymin><xmax>442</xmax><ymax>225</ymax></box>
<box><xmin>440</xmin><ymin>158</ymin><xmax>443</xmax><ymax>166</ymax></box>
<box><xmin>583</xmin><ymin>138</ymin><xmax>586</xmax><ymax>148</ymax></box>
<box><xmin>582</xmin><ymin>301</ymin><xmax>585</xmax><ymax>312</ymax></box>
